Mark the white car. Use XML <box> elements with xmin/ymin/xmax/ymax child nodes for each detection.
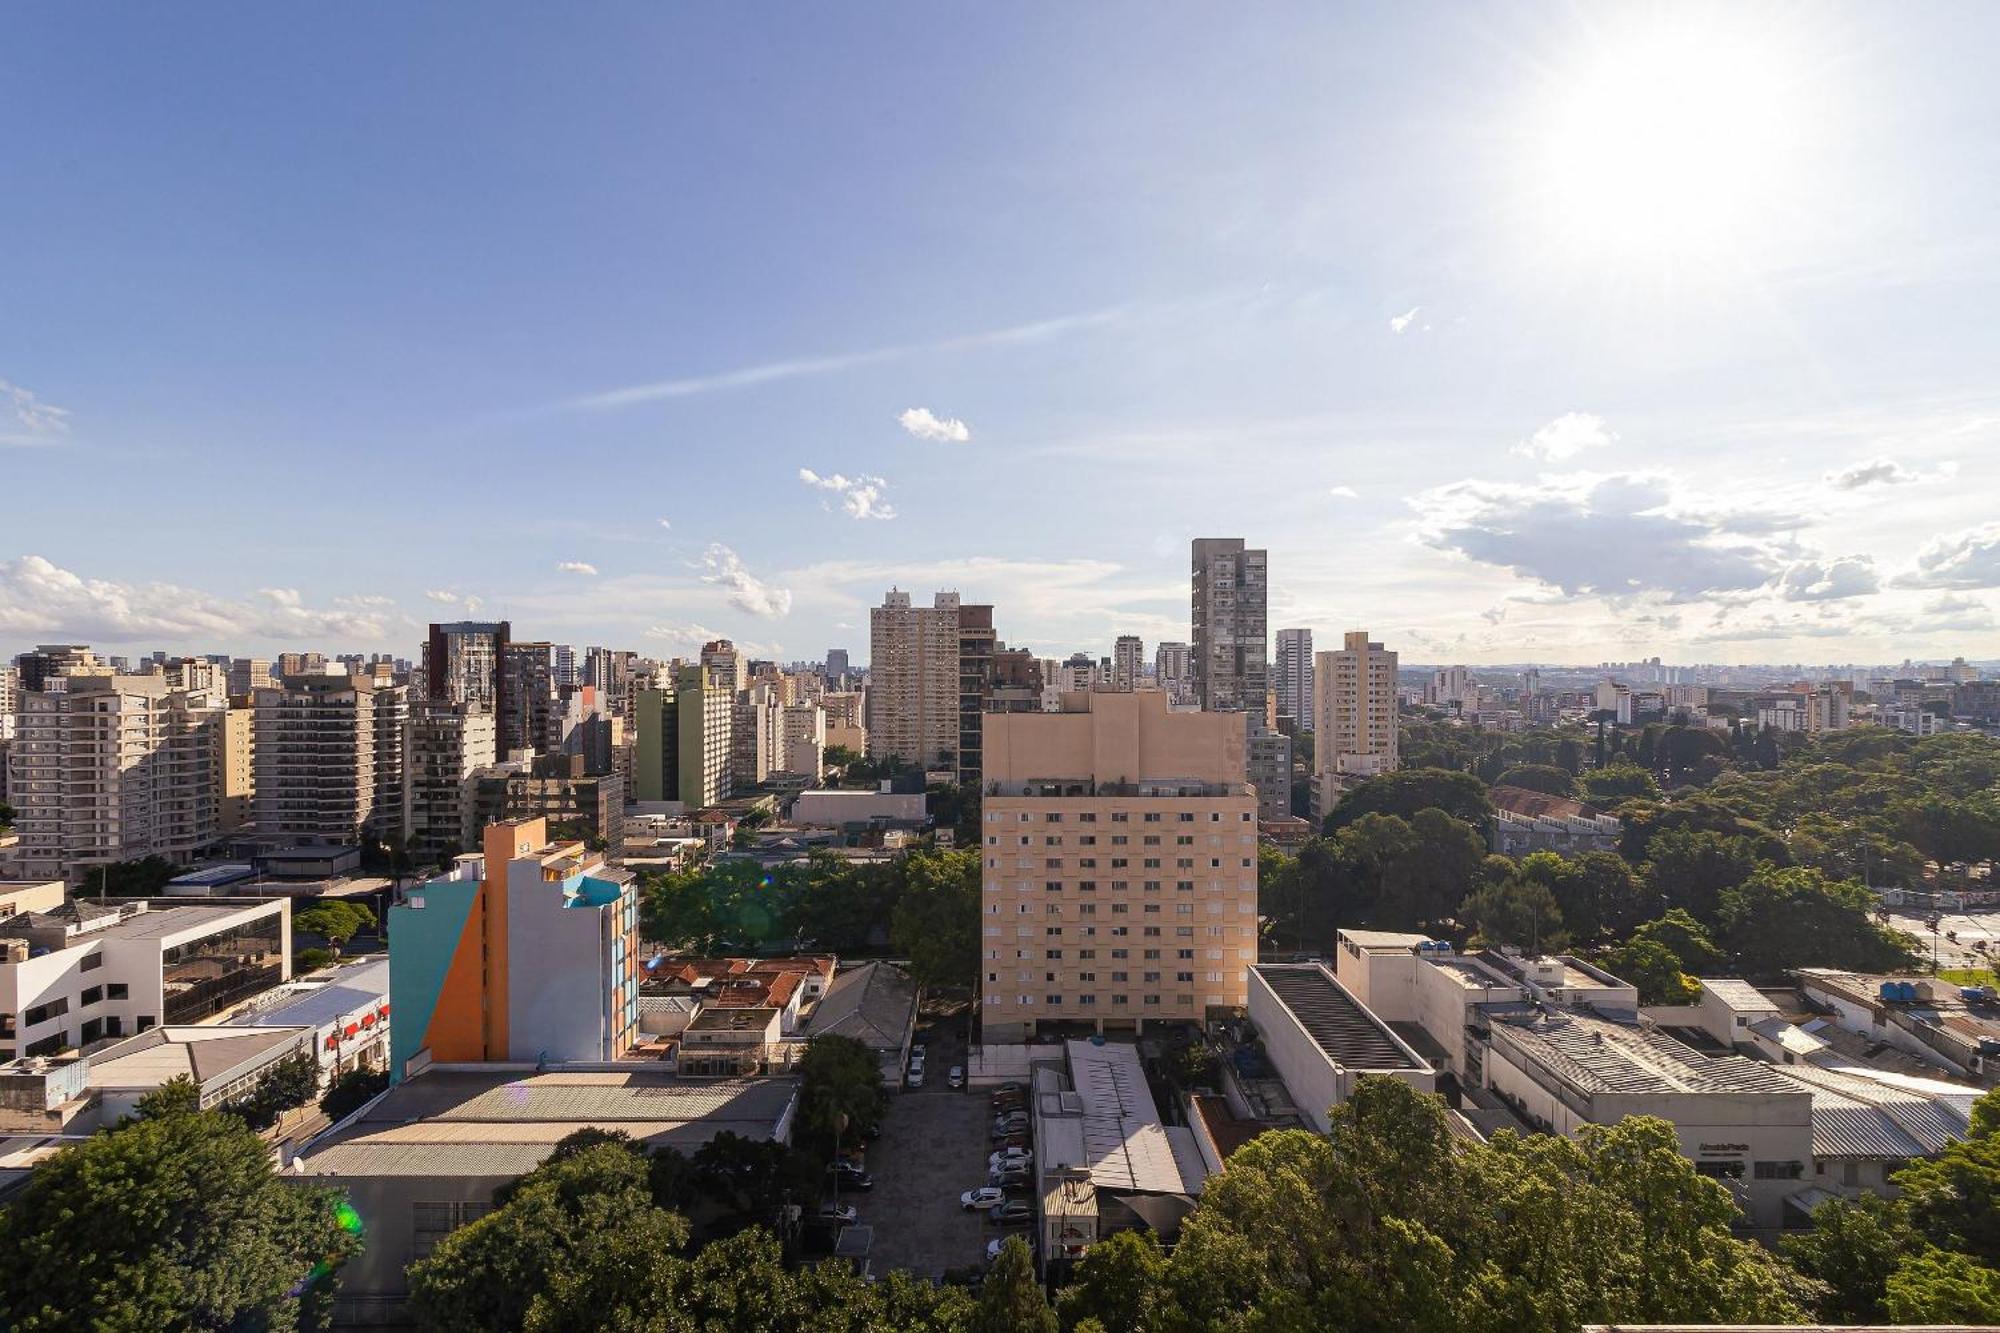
<box><xmin>986</xmin><ymin>1237</ymin><xmax>1006</xmax><ymax>1263</ymax></box>
<box><xmin>989</xmin><ymin>1147</ymin><xmax>1032</xmax><ymax>1170</ymax></box>
<box><xmin>948</xmin><ymin>1065</ymin><xmax>966</xmax><ymax>1089</ymax></box>
<box><xmin>817</xmin><ymin>1202</ymin><xmax>858</xmax><ymax>1226</ymax></box>
<box><xmin>907</xmin><ymin>1065</ymin><xmax>925</xmax><ymax>1088</ymax></box>
<box><xmin>960</xmin><ymin>1186</ymin><xmax>1005</xmax><ymax>1210</ymax></box>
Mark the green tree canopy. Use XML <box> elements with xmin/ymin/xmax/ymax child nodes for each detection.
<box><xmin>1460</xmin><ymin>877</ymin><xmax>1566</xmax><ymax>953</ymax></box>
<box><xmin>1575</xmin><ymin>762</ymin><xmax>1662</xmax><ymax>806</ymax></box>
<box><xmin>978</xmin><ymin>1236</ymin><xmax>1058</xmax><ymax>1333</ymax></box>
<box><xmin>1056</xmin><ymin>1228</ymin><xmax>1165</xmax><ymax>1333</ymax></box>
<box><xmin>1494</xmin><ymin>764</ymin><xmax>1574</xmax><ymax>797</ymax></box>
<box><xmin>1717</xmin><ymin>866</ymin><xmax>1919</xmax><ymax>979</ymax></box>
<box><xmin>889</xmin><ymin>846</ymin><xmax>980</xmax><ymax>992</ymax></box>
<box><xmin>1626</xmin><ymin>908</ymin><xmax>1726</xmax><ymax>973</ymax></box>
<box><xmin>795</xmin><ymin>1033</ymin><xmax>889</xmax><ymax>1156</ymax></box>
<box><xmin>1326</xmin><ymin>768</ymin><xmax>1494</xmax><ymax>833</ymax></box>
<box><xmin>1600</xmin><ymin>936</ymin><xmax>1699</xmax><ymax>1005</ymax></box>
<box><xmin>0</xmin><ymin>1099</ymin><xmax>359</xmax><ymax>1331</ymax></box>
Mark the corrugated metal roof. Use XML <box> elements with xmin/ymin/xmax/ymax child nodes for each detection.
<box><xmin>1701</xmin><ymin>979</ymin><xmax>1778</xmax><ymax>1012</ymax></box>
<box><xmin>1486</xmin><ymin>1008</ymin><xmax>1802</xmax><ymax>1098</ymax></box>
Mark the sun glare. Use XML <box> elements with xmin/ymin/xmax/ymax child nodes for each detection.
<box><xmin>1530</xmin><ymin>16</ymin><xmax>1803</xmax><ymax>269</ymax></box>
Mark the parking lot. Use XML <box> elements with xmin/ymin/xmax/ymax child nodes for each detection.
<box><xmin>859</xmin><ymin>1035</ymin><xmax>1031</xmax><ymax>1279</ymax></box>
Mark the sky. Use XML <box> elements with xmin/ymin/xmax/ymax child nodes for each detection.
<box><xmin>5</xmin><ymin>3</ymin><xmax>2000</xmax><ymax>668</ymax></box>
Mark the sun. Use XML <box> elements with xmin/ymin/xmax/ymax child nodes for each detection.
<box><xmin>1527</xmin><ymin>14</ymin><xmax>1805</xmax><ymax>269</ymax></box>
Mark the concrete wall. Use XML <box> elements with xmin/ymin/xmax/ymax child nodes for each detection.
<box><xmin>1248</xmin><ymin>966</ymin><xmax>1436</xmax><ymax>1134</ymax></box>
<box><xmin>983</xmin><ymin>690</ymin><xmax>1246</xmax><ymax>787</ymax></box>
<box><xmin>505</xmin><ymin>865</ymin><xmax>616</xmax><ymax>1064</ymax></box>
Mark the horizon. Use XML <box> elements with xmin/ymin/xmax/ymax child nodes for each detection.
<box><xmin>7</xmin><ymin>5</ymin><xmax>2000</xmax><ymax>664</ymax></box>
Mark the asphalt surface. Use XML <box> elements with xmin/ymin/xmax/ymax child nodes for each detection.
<box><xmin>859</xmin><ymin>1026</ymin><xmax>1026</xmax><ymax>1280</ymax></box>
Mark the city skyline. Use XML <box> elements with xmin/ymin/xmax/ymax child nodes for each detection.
<box><xmin>6</xmin><ymin>5</ymin><xmax>2000</xmax><ymax>664</ymax></box>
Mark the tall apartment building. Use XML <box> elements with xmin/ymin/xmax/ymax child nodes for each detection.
<box><xmin>553</xmin><ymin>644</ymin><xmax>577</xmax><ymax>689</ymax></box>
<box><xmin>957</xmin><ymin>602</ymin><xmax>998</xmax><ymax>788</ymax></box>
<box><xmin>1190</xmin><ymin>539</ymin><xmax>1268</xmax><ymax>714</ymax></box>
<box><xmin>402</xmin><ymin>702</ymin><xmax>499</xmax><ymax>866</ymax></box>
<box><xmin>13</xmin><ymin>645</ymin><xmax>103</xmax><ymax>694</ymax></box>
<box><xmin>423</xmin><ymin>620</ymin><xmax>510</xmax><ymax>739</ymax></box>
<box><xmin>979</xmin><ymin>691</ymin><xmax>1260</xmax><ymax>1043</ymax></box>
<box><xmin>1313</xmin><ymin>632</ymin><xmax>1400</xmax><ymax>820</ymax></box>
<box><xmin>226</xmin><ymin>658</ymin><xmax>273</xmax><ymax>697</ymax></box>
<box><xmin>8</xmin><ymin>675</ymin><xmax>224</xmax><ymax>883</ymax></box>
<box><xmin>1427</xmin><ymin>665</ymin><xmax>1475</xmax><ymax>710</ymax></box>
<box><xmin>499</xmin><ymin>642</ymin><xmax>559</xmax><ymax>759</ymax></box>
<box><xmin>731</xmin><ymin>682</ymin><xmax>781</xmax><ymax>791</ymax></box>
<box><xmin>1112</xmin><ymin>636</ymin><xmax>1145</xmax><ymax>692</ymax></box>
<box><xmin>388</xmin><ymin>817</ymin><xmax>637</xmax><ymax>1080</ymax></box>
<box><xmin>780</xmin><ymin>702</ymin><xmax>826</xmax><ymax>780</ymax></box>
<box><xmin>581</xmin><ymin>646</ymin><xmax>615</xmax><ymax>691</ymax></box>
<box><xmin>252</xmin><ymin>674</ymin><xmax>405</xmax><ymax>845</ymax></box>
<box><xmin>0</xmin><ymin>664</ymin><xmax>16</xmax><ymax>743</ymax></box>
<box><xmin>1274</xmin><ymin>629</ymin><xmax>1313</xmax><ymax>731</ymax></box>
<box><xmin>218</xmin><ymin>699</ymin><xmax>255</xmax><ymax>831</ymax></box>
<box><xmin>700</xmin><ymin>640</ymin><xmax>746</xmax><ymax>693</ymax></box>
<box><xmin>631</xmin><ymin>666</ymin><xmax>732</xmax><ymax>807</ymax></box>
<box><xmin>868</xmin><ymin>590</ymin><xmax>963</xmax><ymax>771</ymax></box>
<box><xmin>1153</xmin><ymin>642</ymin><xmax>1192</xmax><ymax>705</ymax></box>
<box><xmin>825</xmin><ymin>648</ymin><xmax>851</xmax><ymax>684</ymax></box>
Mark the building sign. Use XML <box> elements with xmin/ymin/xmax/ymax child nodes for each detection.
<box><xmin>1698</xmin><ymin>1142</ymin><xmax>1749</xmax><ymax>1155</ymax></box>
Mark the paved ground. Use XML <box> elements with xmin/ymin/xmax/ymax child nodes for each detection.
<box><xmin>1885</xmin><ymin>909</ymin><xmax>2000</xmax><ymax>971</ymax></box>
<box><xmin>861</xmin><ymin>1026</ymin><xmax>1022</xmax><ymax>1279</ymax></box>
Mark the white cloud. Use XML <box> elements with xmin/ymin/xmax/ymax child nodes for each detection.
<box><xmin>568</xmin><ymin>305</ymin><xmax>1121</xmax><ymax>410</ymax></box>
<box><xmin>643</xmin><ymin>620</ymin><xmax>783</xmax><ymax>656</ymax></box>
<box><xmin>898</xmin><ymin>407</ymin><xmax>971</xmax><ymax>443</ymax></box>
<box><xmin>700</xmin><ymin>544</ymin><xmax>792</xmax><ymax>618</ymax></box>
<box><xmin>1900</xmin><ymin>523</ymin><xmax>2000</xmax><ymax>590</ymax></box>
<box><xmin>1512</xmin><ymin>412</ymin><xmax>1617</xmax><ymax>462</ymax></box>
<box><xmin>424</xmin><ymin>589</ymin><xmax>464</xmax><ymax>604</ymax></box>
<box><xmin>1328</xmin><ymin>485</ymin><xmax>1359</xmax><ymax>499</ymax></box>
<box><xmin>1777</xmin><ymin>555</ymin><xmax>1880</xmax><ymax>602</ymax></box>
<box><xmin>0</xmin><ymin>554</ymin><xmax>393</xmax><ymax>643</ymax></box>
<box><xmin>555</xmin><ymin>561</ymin><xmax>599</xmax><ymax>576</ymax></box>
<box><xmin>657</xmin><ymin>517</ymin><xmax>673</xmax><ymax>530</ymax></box>
<box><xmin>1910</xmin><ymin>593</ymin><xmax>1996</xmax><ymax>632</ymax></box>
<box><xmin>799</xmin><ymin>468</ymin><xmax>897</xmax><ymax>521</ymax></box>
<box><xmin>1389</xmin><ymin>307</ymin><xmax>1421</xmax><ymax>334</ymax></box>
<box><xmin>1</xmin><ymin>378</ymin><xmax>72</xmax><ymax>446</ymax></box>
<box><xmin>1826</xmin><ymin>457</ymin><xmax>1918</xmax><ymax>490</ymax></box>
<box><xmin>1410</xmin><ymin>471</ymin><xmax>1846</xmax><ymax>603</ymax></box>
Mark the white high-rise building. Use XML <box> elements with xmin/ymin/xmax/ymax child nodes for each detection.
<box><xmin>8</xmin><ymin>675</ymin><xmax>224</xmax><ymax>883</ymax></box>
<box><xmin>1427</xmin><ymin>665</ymin><xmax>1475</xmax><ymax>710</ymax></box>
<box><xmin>1154</xmin><ymin>642</ymin><xmax>1192</xmax><ymax>705</ymax></box>
<box><xmin>1313</xmin><ymin>632</ymin><xmax>1400</xmax><ymax>820</ymax></box>
<box><xmin>1274</xmin><ymin>629</ymin><xmax>1313</xmax><ymax>731</ymax></box>
<box><xmin>403</xmin><ymin>702</ymin><xmax>499</xmax><ymax>865</ymax></box>
<box><xmin>254</xmin><ymin>673</ymin><xmax>407</xmax><ymax>845</ymax></box>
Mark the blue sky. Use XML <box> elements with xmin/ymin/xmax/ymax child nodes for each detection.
<box><xmin>5</xmin><ymin>3</ymin><xmax>1999</xmax><ymax>665</ymax></box>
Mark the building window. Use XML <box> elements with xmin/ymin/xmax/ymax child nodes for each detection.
<box><xmin>80</xmin><ymin>953</ymin><xmax>103</xmax><ymax>973</ymax></box>
<box><xmin>1111</xmin><ymin>994</ymin><xmax>1128</xmax><ymax>1005</ymax></box>
<box><xmin>1179</xmin><ymin>812</ymin><xmax>1195</xmax><ymax>822</ymax></box>
<box><xmin>1176</xmin><ymin>971</ymin><xmax>1194</xmax><ymax>982</ymax></box>
<box><xmin>1754</xmin><ymin>1160</ymin><xmax>1804</xmax><ymax>1180</ymax></box>
<box><xmin>80</xmin><ymin>986</ymin><xmax>103</xmax><ymax>1007</ymax></box>
<box><xmin>1079</xmin><ymin>994</ymin><xmax>1097</xmax><ymax>1005</ymax></box>
<box><xmin>1144</xmin><ymin>995</ymin><xmax>1161</xmax><ymax>1005</ymax></box>
<box><xmin>1143</xmin><ymin>813</ymin><xmax>1161</xmax><ymax>823</ymax></box>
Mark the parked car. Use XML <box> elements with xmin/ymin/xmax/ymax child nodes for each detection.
<box><xmin>993</xmin><ymin>1134</ymin><xmax>1031</xmax><ymax>1152</ymax></box>
<box><xmin>907</xmin><ymin>1065</ymin><xmax>926</xmax><ymax>1088</ymax></box>
<box><xmin>911</xmin><ymin>1043</ymin><xmax>927</xmax><ymax>1062</ymax></box>
<box><xmin>989</xmin><ymin>1147</ymin><xmax>1032</xmax><ymax>1170</ymax></box>
<box><xmin>988</xmin><ymin>1200</ymin><xmax>1034</xmax><ymax>1226</ymax></box>
<box><xmin>826</xmin><ymin>1162</ymin><xmax>874</xmax><ymax>1191</ymax></box>
<box><xmin>948</xmin><ymin>1065</ymin><xmax>966</xmax><ymax>1089</ymax></box>
<box><xmin>960</xmin><ymin>1186</ymin><xmax>1005</xmax><ymax>1211</ymax></box>
<box><xmin>817</xmin><ymin>1203</ymin><xmax>858</xmax><ymax>1226</ymax></box>
<box><xmin>986</xmin><ymin>1237</ymin><xmax>1007</xmax><ymax>1263</ymax></box>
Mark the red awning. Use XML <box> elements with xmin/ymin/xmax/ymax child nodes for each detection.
<box><xmin>359</xmin><ymin>1013</ymin><xmax>375</xmax><ymax>1028</ymax></box>
<box><xmin>343</xmin><ymin>1023</ymin><xmax>359</xmax><ymax>1037</ymax></box>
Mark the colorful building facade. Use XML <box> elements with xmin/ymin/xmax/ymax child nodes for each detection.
<box><xmin>388</xmin><ymin>817</ymin><xmax>638</xmax><ymax>1080</ymax></box>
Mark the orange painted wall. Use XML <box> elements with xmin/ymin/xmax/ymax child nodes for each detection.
<box><xmin>481</xmin><ymin>818</ymin><xmax>546</xmax><ymax>1059</ymax></box>
<box><xmin>423</xmin><ymin>892</ymin><xmax>490</xmax><ymax>1061</ymax></box>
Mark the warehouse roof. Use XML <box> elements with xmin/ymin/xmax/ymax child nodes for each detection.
<box><xmin>1253</xmin><ymin>964</ymin><xmax>1428</xmax><ymax>1071</ymax></box>
<box><xmin>1485</xmin><ymin>1008</ymin><xmax>1802</xmax><ymax>1099</ymax></box>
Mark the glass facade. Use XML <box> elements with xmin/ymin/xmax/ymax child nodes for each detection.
<box><xmin>162</xmin><ymin>913</ymin><xmax>285</xmax><ymax>1024</ymax></box>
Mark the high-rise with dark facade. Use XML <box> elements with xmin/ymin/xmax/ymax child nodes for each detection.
<box><xmin>1190</xmin><ymin>538</ymin><xmax>1268</xmax><ymax>715</ymax></box>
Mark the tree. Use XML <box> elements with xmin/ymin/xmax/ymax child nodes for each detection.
<box><xmin>1460</xmin><ymin>878</ymin><xmax>1566</xmax><ymax>953</ymax></box>
<box><xmin>320</xmin><ymin>1066</ymin><xmax>389</xmax><ymax>1122</ymax></box>
<box><xmin>235</xmin><ymin>1051</ymin><xmax>321</xmax><ymax>1129</ymax></box>
<box><xmin>293</xmin><ymin>900</ymin><xmax>377</xmax><ymax>955</ymax></box>
<box><xmin>1326</xmin><ymin>768</ymin><xmax>1493</xmax><ymax>833</ymax></box>
<box><xmin>1575</xmin><ymin>762</ymin><xmax>1661</xmax><ymax>806</ymax></box>
<box><xmin>1516</xmin><ymin>850</ymin><xmax>1643</xmax><ymax>943</ymax></box>
<box><xmin>1494</xmin><ymin>764</ymin><xmax>1574</xmax><ymax>797</ymax></box>
<box><xmin>0</xmin><ymin>1101</ymin><xmax>360</xmax><ymax>1331</ymax></box>
<box><xmin>1627</xmin><ymin>909</ymin><xmax>1725</xmax><ymax>974</ymax></box>
<box><xmin>409</xmin><ymin>1142</ymin><xmax>688</xmax><ymax>1333</ymax></box>
<box><xmin>1781</xmin><ymin>1193</ymin><xmax>1914</xmax><ymax>1322</ymax></box>
<box><xmin>1643</xmin><ymin>826</ymin><xmax>1763</xmax><ymax>923</ymax></box>
<box><xmin>979</xmin><ymin>1236</ymin><xmax>1058</xmax><ymax>1333</ymax></box>
<box><xmin>795</xmin><ymin>1034</ymin><xmax>888</xmax><ymax>1156</ymax></box>
<box><xmin>1600</xmin><ymin>937</ymin><xmax>1698</xmax><ymax>1005</ymax></box>
<box><xmin>1884</xmin><ymin>1247</ymin><xmax>2000</xmax><ymax>1324</ymax></box>
<box><xmin>133</xmin><ymin>1074</ymin><xmax>202</xmax><ymax>1121</ymax></box>
<box><xmin>891</xmin><ymin>847</ymin><xmax>980</xmax><ymax>991</ymax></box>
<box><xmin>1718</xmin><ymin>867</ymin><xmax>1919</xmax><ymax>979</ymax></box>
<box><xmin>1895</xmin><ymin>1126</ymin><xmax>2000</xmax><ymax>1264</ymax></box>
<box><xmin>296</xmin><ymin>947</ymin><xmax>336</xmax><ymax>972</ymax></box>
<box><xmin>1058</xmin><ymin>1229</ymin><xmax>1165</xmax><ymax>1332</ymax></box>
<box><xmin>1971</xmin><ymin>1085</ymin><xmax>2000</xmax><ymax>1141</ymax></box>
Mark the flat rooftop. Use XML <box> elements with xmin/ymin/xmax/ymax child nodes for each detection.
<box><xmin>1338</xmin><ymin>929</ymin><xmax>1431</xmax><ymax>951</ymax></box>
<box><xmin>98</xmin><ymin>902</ymin><xmax>275</xmax><ymax>942</ymax></box>
<box><xmin>1254</xmin><ymin>964</ymin><xmax>1428</xmax><ymax>1071</ymax></box>
<box><xmin>1485</xmin><ymin>1007</ymin><xmax>1803</xmax><ymax>1099</ymax></box>
<box><xmin>239</xmin><ymin>958</ymin><xmax>390</xmax><ymax>1030</ymax></box>
<box><xmin>294</xmin><ymin>1070</ymin><xmax>797</xmax><ymax>1179</ymax></box>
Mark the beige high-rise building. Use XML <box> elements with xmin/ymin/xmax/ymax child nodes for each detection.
<box><xmin>980</xmin><ymin>690</ymin><xmax>1259</xmax><ymax>1042</ymax></box>
<box><xmin>227</xmin><ymin>658</ymin><xmax>273</xmax><ymax>698</ymax></box>
<box><xmin>780</xmin><ymin>702</ymin><xmax>826</xmax><ymax>780</ymax></box>
<box><xmin>1313</xmin><ymin>631</ymin><xmax>1400</xmax><ymax>820</ymax></box>
<box><xmin>8</xmin><ymin>675</ymin><xmax>223</xmax><ymax>883</ymax></box>
<box><xmin>253</xmin><ymin>673</ymin><xmax>406</xmax><ymax>844</ymax></box>
<box><xmin>219</xmin><ymin>699</ymin><xmax>256</xmax><ymax>831</ymax></box>
<box><xmin>403</xmin><ymin>702</ymin><xmax>499</xmax><ymax>865</ymax></box>
<box><xmin>1112</xmin><ymin>636</ymin><xmax>1144</xmax><ymax>691</ymax></box>
<box><xmin>868</xmin><ymin>590</ymin><xmax>962</xmax><ymax>770</ymax></box>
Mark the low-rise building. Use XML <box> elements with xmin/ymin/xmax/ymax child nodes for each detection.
<box><xmin>227</xmin><ymin>956</ymin><xmax>391</xmax><ymax>1079</ymax></box>
<box><xmin>86</xmin><ymin>1023</ymin><xmax>315</xmax><ymax>1122</ymax></box>
<box><xmin>800</xmin><ymin>960</ymin><xmax>918</xmax><ymax>1089</ymax></box>
<box><xmin>292</xmin><ymin>1069</ymin><xmax>799</xmax><ymax>1324</ymax></box>
<box><xmin>789</xmin><ymin>787</ymin><xmax>929</xmax><ymax>830</ymax></box>
<box><xmin>0</xmin><ymin>898</ymin><xmax>291</xmax><ymax>1060</ymax></box>
<box><xmin>1249</xmin><ymin>962</ymin><xmax>1435</xmax><ymax>1132</ymax></box>
<box><xmin>1486</xmin><ymin>785</ymin><xmax>1622</xmax><ymax>856</ymax></box>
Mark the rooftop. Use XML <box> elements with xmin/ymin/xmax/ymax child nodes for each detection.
<box><xmin>802</xmin><ymin>961</ymin><xmax>915</xmax><ymax>1051</ymax></box>
<box><xmin>1484</xmin><ymin>1007</ymin><xmax>1804</xmax><ymax>1099</ymax></box>
<box><xmin>1253</xmin><ymin>964</ymin><xmax>1429</xmax><ymax>1071</ymax></box>
<box><xmin>295</xmin><ymin>1070</ymin><xmax>798</xmax><ymax>1178</ymax></box>
<box><xmin>237</xmin><ymin>958</ymin><xmax>390</xmax><ymax>1031</ymax></box>
<box><xmin>1339</xmin><ymin>929</ymin><xmax>1432</xmax><ymax>951</ymax></box>
<box><xmin>87</xmin><ymin>1025</ymin><xmax>311</xmax><ymax>1091</ymax></box>
<box><xmin>1062</xmin><ymin>1039</ymin><xmax>1187</xmax><ymax>1195</ymax></box>
<box><xmin>1702</xmin><ymin>978</ymin><xmax>1779</xmax><ymax>1013</ymax></box>
<box><xmin>1488</xmin><ymin>785</ymin><xmax>1616</xmax><ymax>824</ymax></box>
